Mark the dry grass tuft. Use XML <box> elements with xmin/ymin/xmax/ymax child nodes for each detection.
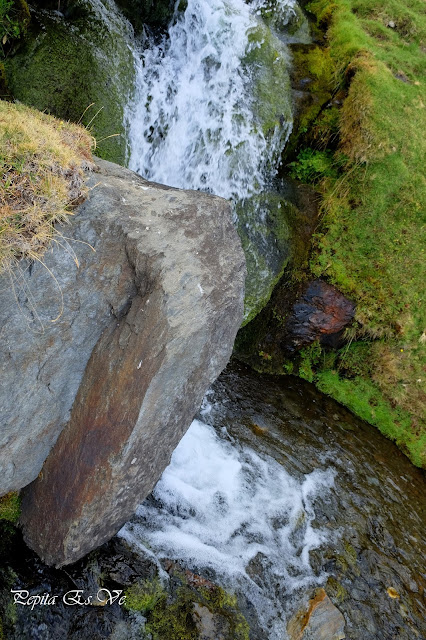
<box><xmin>339</xmin><ymin>54</ymin><xmax>378</xmax><ymax>162</ymax></box>
<box><xmin>0</xmin><ymin>99</ymin><xmax>95</xmax><ymax>272</ymax></box>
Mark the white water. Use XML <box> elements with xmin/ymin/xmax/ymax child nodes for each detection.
<box><xmin>121</xmin><ymin>5</ymin><xmax>334</xmax><ymax>636</ymax></box>
<box><xmin>126</xmin><ymin>0</ymin><xmax>295</xmax><ymax>201</ymax></box>
<box><xmin>119</xmin><ymin>415</ymin><xmax>335</xmax><ymax>639</ymax></box>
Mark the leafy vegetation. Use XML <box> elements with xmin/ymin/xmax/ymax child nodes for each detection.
<box><xmin>0</xmin><ymin>0</ymin><xmax>29</xmax><ymax>45</ymax></box>
<box><xmin>0</xmin><ymin>100</ymin><xmax>94</xmax><ymax>272</ymax></box>
<box><xmin>288</xmin><ymin>148</ymin><xmax>338</xmax><ymax>183</ymax></box>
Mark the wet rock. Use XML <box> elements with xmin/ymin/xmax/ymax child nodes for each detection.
<box><xmin>287</xmin><ymin>588</ymin><xmax>346</xmax><ymax>640</ymax></box>
<box><xmin>0</xmin><ymin>158</ymin><xmax>245</xmax><ymax>566</ymax></box>
<box><xmin>283</xmin><ymin>279</ymin><xmax>355</xmax><ymax>351</ymax></box>
<box><xmin>192</xmin><ymin>602</ymin><xmax>230</xmax><ymax>640</ymax></box>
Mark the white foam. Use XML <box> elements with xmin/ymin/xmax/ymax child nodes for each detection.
<box><xmin>126</xmin><ymin>0</ymin><xmax>295</xmax><ymax>202</ymax></box>
<box><xmin>119</xmin><ymin>418</ymin><xmax>335</xmax><ymax>638</ymax></box>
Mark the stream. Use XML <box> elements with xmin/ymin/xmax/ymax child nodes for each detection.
<box><xmin>1</xmin><ymin>0</ymin><xmax>425</xmax><ymax>638</ymax></box>
<box><xmin>2</xmin><ymin>364</ymin><xmax>425</xmax><ymax>639</ymax></box>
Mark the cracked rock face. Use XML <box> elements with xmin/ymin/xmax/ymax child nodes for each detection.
<box><xmin>0</xmin><ymin>158</ymin><xmax>245</xmax><ymax>566</ymax></box>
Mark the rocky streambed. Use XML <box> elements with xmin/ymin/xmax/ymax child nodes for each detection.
<box><xmin>2</xmin><ymin>362</ymin><xmax>424</xmax><ymax>639</ymax></box>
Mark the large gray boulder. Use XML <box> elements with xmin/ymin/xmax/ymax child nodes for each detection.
<box><xmin>0</xmin><ymin>158</ymin><xmax>245</xmax><ymax>566</ymax></box>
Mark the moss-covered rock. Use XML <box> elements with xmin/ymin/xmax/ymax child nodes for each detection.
<box><xmin>125</xmin><ymin>570</ymin><xmax>249</xmax><ymax>640</ymax></box>
<box><xmin>114</xmin><ymin>0</ymin><xmax>174</xmax><ymax>34</ymax></box>
<box><xmin>237</xmin><ymin>193</ymin><xmax>297</xmax><ymax>325</ymax></box>
<box><xmin>237</xmin><ymin>20</ymin><xmax>295</xmax><ymax>323</ymax></box>
<box><xmin>5</xmin><ymin>0</ymin><xmax>136</xmax><ymax>164</ymax></box>
<box><xmin>244</xmin><ymin>20</ymin><xmax>292</xmax><ymax>139</ymax></box>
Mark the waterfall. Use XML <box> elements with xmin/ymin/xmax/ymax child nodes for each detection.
<box><xmin>126</xmin><ymin>0</ymin><xmax>295</xmax><ymax>202</ymax></box>
<box><xmin>126</xmin><ymin>0</ymin><xmax>299</xmax><ymax>320</ymax></box>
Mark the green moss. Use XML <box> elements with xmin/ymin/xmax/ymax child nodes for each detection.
<box><xmin>5</xmin><ymin>0</ymin><xmax>135</xmax><ymax>164</ymax></box>
<box><xmin>244</xmin><ymin>22</ymin><xmax>292</xmax><ymax>138</ymax></box>
<box><xmin>124</xmin><ymin>577</ymin><xmax>165</xmax><ymax>614</ymax></box>
<box><xmin>343</xmin><ymin>541</ymin><xmax>358</xmax><ymax>567</ymax></box>
<box><xmin>0</xmin><ymin>492</ymin><xmax>20</xmax><ymax>523</ymax></box>
<box><xmin>237</xmin><ymin>193</ymin><xmax>295</xmax><ymax>325</ymax></box>
<box><xmin>326</xmin><ymin>577</ymin><xmax>348</xmax><ymax>603</ymax></box>
<box><xmin>125</xmin><ymin>575</ymin><xmax>249</xmax><ymax>640</ymax></box>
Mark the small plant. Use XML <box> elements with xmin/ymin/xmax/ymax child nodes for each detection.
<box><xmin>259</xmin><ymin>350</ymin><xmax>272</xmax><ymax>361</ymax></box>
<box><xmin>0</xmin><ymin>0</ymin><xmax>30</xmax><ymax>46</ymax></box>
<box><xmin>298</xmin><ymin>340</ymin><xmax>322</xmax><ymax>382</ymax></box>
<box><xmin>288</xmin><ymin>148</ymin><xmax>337</xmax><ymax>184</ymax></box>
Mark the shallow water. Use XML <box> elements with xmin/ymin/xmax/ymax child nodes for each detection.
<box><xmin>120</xmin><ymin>418</ymin><xmax>336</xmax><ymax>639</ymax></box>
<box><xmin>122</xmin><ymin>362</ymin><xmax>426</xmax><ymax>639</ymax></box>
<box><xmin>3</xmin><ymin>363</ymin><xmax>425</xmax><ymax>639</ymax></box>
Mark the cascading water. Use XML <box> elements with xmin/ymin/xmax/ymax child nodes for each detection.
<box><xmin>121</xmin><ymin>4</ymin><xmax>335</xmax><ymax>637</ymax></box>
<box><xmin>119</xmin><ymin>407</ymin><xmax>336</xmax><ymax>639</ymax></box>
<box><xmin>127</xmin><ymin>0</ymin><xmax>295</xmax><ymax>200</ymax></box>
<box><xmin>126</xmin><ymin>0</ymin><xmax>302</xmax><ymax>320</ymax></box>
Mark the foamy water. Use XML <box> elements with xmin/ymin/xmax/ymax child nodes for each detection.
<box><xmin>119</xmin><ymin>416</ymin><xmax>335</xmax><ymax>638</ymax></box>
<box><xmin>126</xmin><ymin>0</ymin><xmax>295</xmax><ymax>202</ymax></box>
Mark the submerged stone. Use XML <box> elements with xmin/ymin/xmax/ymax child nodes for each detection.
<box><xmin>287</xmin><ymin>588</ymin><xmax>346</xmax><ymax>640</ymax></box>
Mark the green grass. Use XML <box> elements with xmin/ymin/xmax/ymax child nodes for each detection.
<box><xmin>289</xmin><ymin>0</ymin><xmax>426</xmax><ymax>465</ymax></box>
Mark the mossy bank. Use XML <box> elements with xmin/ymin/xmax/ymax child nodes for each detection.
<box><xmin>237</xmin><ymin>0</ymin><xmax>426</xmax><ymax>467</ymax></box>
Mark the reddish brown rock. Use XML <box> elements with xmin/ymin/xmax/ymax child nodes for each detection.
<box><xmin>284</xmin><ymin>279</ymin><xmax>355</xmax><ymax>351</ymax></box>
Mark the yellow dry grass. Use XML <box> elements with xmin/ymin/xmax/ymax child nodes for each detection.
<box><xmin>0</xmin><ymin>99</ymin><xmax>94</xmax><ymax>271</ymax></box>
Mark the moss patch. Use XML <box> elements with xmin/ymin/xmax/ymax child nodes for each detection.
<box><xmin>125</xmin><ymin>573</ymin><xmax>249</xmax><ymax>640</ymax></box>
<box><xmin>5</xmin><ymin>0</ymin><xmax>136</xmax><ymax>164</ymax></box>
<box><xmin>244</xmin><ymin>21</ymin><xmax>292</xmax><ymax>138</ymax></box>
<box><xmin>0</xmin><ymin>492</ymin><xmax>20</xmax><ymax>523</ymax></box>
<box><xmin>237</xmin><ymin>193</ymin><xmax>298</xmax><ymax>325</ymax></box>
